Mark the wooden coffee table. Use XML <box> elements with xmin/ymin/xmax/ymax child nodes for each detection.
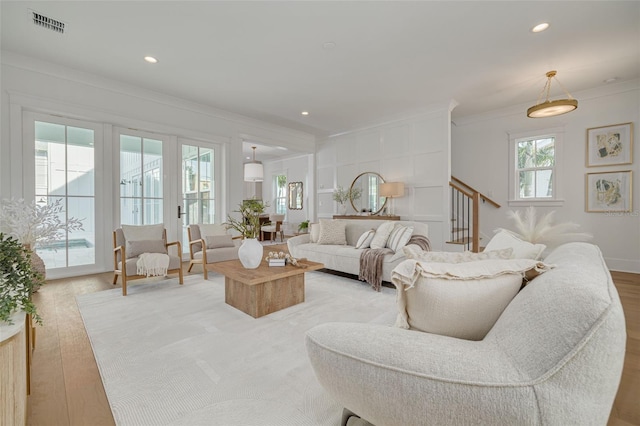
<box><xmin>207</xmin><ymin>259</ymin><xmax>324</xmax><ymax>318</ymax></box>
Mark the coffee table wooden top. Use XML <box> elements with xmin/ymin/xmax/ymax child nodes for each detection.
<box><xmin>207</xmin><ymin>259</ymin><xmax>324</xmax><ymax>285</ymax></box>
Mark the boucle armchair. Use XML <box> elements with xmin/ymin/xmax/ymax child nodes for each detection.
<box><xmin>306</xmin><ymin>243</ymin><xmax>626</xmax><ymax>425</ymax></box>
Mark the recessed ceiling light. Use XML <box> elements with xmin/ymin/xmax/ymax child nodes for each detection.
<box><xmin>603</xmin><ymin>77</ymin><xmax>618</xmax><ymax>83</ymax></box>
<box><xmin>531</xmin><ymin>22</ymin><xmax>550</xmax><ymax>33</ymax></box>
<box><xmin>301</xmin><ymin>111</ymin><xmax>310</xmax><ymax>116</ymax></box>
<box><xmin>144</xmin><ymin>56</ymin><xmax>158</xmax><ymax>64</ymax></box>
<box><xmin>323</xmin><ymin>42</ymin><xmax>336</xmax><ymax>50</ymax></box>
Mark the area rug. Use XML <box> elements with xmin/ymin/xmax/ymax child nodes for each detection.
<box><xmin>77</xmin><ymin>272</ymin><xmax>396</xmax><ymax>425</ymax></box>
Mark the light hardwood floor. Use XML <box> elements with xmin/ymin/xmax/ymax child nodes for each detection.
<box><xmin>26</xmin><ymin>266</ymin><xmax>640</xmax><ymax>426</ymax></box>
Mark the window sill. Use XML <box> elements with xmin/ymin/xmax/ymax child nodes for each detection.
<box><xmin>508</xmin><ymin>199</ymin><xmax>565</xmax><ymax>207</ymax></box>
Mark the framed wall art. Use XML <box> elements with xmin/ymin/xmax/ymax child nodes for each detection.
<box><xmin>585</xmin><ymin>170</ymin><xmax>633</xmax><ymax>212</ymax></box>
<box><xmin>586</xmin><ymin>122</ymin><xmax>633</xmax><ymax>167</ymax></box>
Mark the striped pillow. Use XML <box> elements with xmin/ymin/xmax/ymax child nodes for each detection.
<box><xmin>386</xmin><ymin>224</ymin><xmax>414</xmax><ymax>253</ymax></box>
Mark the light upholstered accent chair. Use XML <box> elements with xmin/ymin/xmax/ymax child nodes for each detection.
<box><xmin>260</xmin><ymin>214</ymin><xmax>285</xmax><ymax>242</ymax></box>
<box><xmin>113</xmin><ymin>224</ymin><xmax>183</xmax><ymax>296</ymax></box>
<box><xmin>187</xmin><ymin>224</ymin><xmax>241</xmax><ymax>280</ymax></box>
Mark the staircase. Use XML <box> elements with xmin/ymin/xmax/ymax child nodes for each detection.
<box><xmin>448</xmin><ymin>176</ymin><xmax>500</xmax><ymax>252</ymax></box>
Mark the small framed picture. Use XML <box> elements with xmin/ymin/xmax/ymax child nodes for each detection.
<box><xmin>585</xmin><ymin>170</ymin><xmax>633</xmax><ymax>212</ymax></box>
<box><xmin>586</xmin><ymin>122</ymin><xmax>633</xmax><ymax>167</ymax></box>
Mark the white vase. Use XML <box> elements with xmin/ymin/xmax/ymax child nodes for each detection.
<box><xmin>238</xmin><ymin>238</ymin><xmax>263</xmax><ymax>269</ymax></box>
<box><xmin>339</xmin><ymin>203</ymin><xmax>348</xmax><ymax>215</ymax></box>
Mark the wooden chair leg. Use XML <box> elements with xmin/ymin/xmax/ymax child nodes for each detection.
<box><xmin>113</xmin><ymin>273</ymin><xmax>118</xmax><ymax>285</ymax></box>
<box><xmin>188</xmin><ymin>261</ymin><xmax>195</xmax><ymax>272</ymax></box>
<box><xmin>203</xmin><ymin>265</ymin><xmax>208</xmax><ymax>280</ymax></box>
<box><xmin>178</xmin><ymin>265</ymin><xmax>184</xmax><ymax>285</ymax></box>
<box><xmin>122</xmin><ymin>275</ymin><xmax>127</xmax><ymax>296</ymax></box>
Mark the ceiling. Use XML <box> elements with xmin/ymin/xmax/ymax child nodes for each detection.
<box><xmin>2</xmin><ymin>1</ymin><xmax>639</xmax><ymax>151</ymax></box>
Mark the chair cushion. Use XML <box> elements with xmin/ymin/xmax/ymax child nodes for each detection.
<box><xmin>199</xmin><ymin>224</ymin><xmax>228</xmax><ymax>237</ymax></box>
<box><xmin>126</xmin><ymin>239</ymin><xmax>167</xmax><ymax>258</ymax></box>
<box><xmin>392</xmin><ymin>258</ymin><xmax>550</xmax><ymax>340</ymax></box>
<box><xmin>194</xmin><ymin>247</ymin><xmax>240</xmax><ymax>263</ymax></box>
<box><xmin>205</xmin><ymin>235</ymin><xmax>235</xmax><ymax>249</ymax></box>
<box><xmin>119</xmin><ymin>255</ymin><xmax>181</xmax><ymax>276</ymax></box>
<box><xmin>122</xmin><ymin>224</ymin><xmax>164</xmax><ymax>241</ymax></box>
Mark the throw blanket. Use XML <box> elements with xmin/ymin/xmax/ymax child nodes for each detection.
<box><xmin>136</xmin><ymin>253</ymin><xmax>170</xmax><ymax>277</ymax></box>
<box><xmin>359</xmin><ymin>248</ymin><xmax>393</xmax><ymax>292</ymax></box>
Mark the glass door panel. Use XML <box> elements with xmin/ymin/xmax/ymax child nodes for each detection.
<box><xmin>181</xmin><ymin>144</ymin><xmax>215</xmax><ymax>249</ymax></box>
<box><xmin>119</xmin><ymin>134</ymin><xmax>163</xmax><ymax>225</ymax></box>
<box><xmin>34</xmin><ymin>121</ymin><xmax>96</xmax><ymax>269</ymax></box>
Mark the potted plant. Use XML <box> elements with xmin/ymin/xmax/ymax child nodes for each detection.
<box><xmin>332</xmin><ymin>185</ymin><xmax>362</xmax><ymax>215</ymax></box>
<box><xmin>298</xmin><ymin>220</ymin><xmax>310</xmax><ymax>233</ymax></box>
<box><xmin>0</xmin><ymin>198</ymin><xmax>84</xmax><ymax>284</ymax></box>
<box><xmin>0</xmin><ymin>233</ymin><xmax>45</xmax><ymax>325</ymax></box>
<box><xmin>224</xmin><ymin>199</ymin><xmax>268</xmax><ymax>269</ymax></box>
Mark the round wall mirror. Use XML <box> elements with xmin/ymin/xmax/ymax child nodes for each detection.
<box><xmin>349</xmin><ymin>172</ymin><xmax>387</xmax><ymax>215</ymax></box>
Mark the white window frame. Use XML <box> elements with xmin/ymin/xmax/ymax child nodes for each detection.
<box><xmin>508</xmin><ymin>127</ymin><xmax>564</xmax><ymax>207</ymax></box>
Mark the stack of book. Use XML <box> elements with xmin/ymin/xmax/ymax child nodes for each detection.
<box><xmin>268</xmin><ymin>258</ymin><xmax>286</xmax><ymax>267</ymax></box>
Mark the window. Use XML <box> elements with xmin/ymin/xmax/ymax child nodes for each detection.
<box><xmin>274</xmin><ymin>175</ymin><xmax>287</xmax><ymax>215</ymax></box>
<box><xmin>509</xmin><ymin>128</ymin><xmax>563</xmax><ymax>206</ymax></box>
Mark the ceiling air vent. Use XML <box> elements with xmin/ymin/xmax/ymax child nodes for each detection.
<box><xmin>31</xmin><ymin>10</ymin><xmax>65</xmax><ymax>34</ymax></box>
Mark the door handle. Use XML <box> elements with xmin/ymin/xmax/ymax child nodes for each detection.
<box><xmin>178</xmin><ymin>205</ymin><xmax>186</xmax><ymax>218</ymax></box>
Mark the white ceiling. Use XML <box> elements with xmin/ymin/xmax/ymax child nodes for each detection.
<box><xmin>2</xmin><ymin>1</ymin><xmax>639</xmax><ymax>150</ymax></box>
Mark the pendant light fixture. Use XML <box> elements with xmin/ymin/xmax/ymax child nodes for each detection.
<box><xmin>527</xmin><ymin>70</ymin><xmax>578</xmax><ymax>118</ymax></box>
<box><xmin>244</xmin><ymin>146</ymin><xmax>264</xmax><ymax>182</ymax></box>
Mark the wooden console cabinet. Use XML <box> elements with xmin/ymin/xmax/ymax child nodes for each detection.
<box><xmin>0</xmin><ymin>312</ymin><xmax>29</xmax><ymax>426</ymax></box>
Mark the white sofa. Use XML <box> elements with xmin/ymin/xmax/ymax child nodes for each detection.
<box><xmin>306</xmin><ymin>242</ymin><xmax>626</xmax><ymax>425</ymax></box>
<box><xmin>286</xmin><ymin>219</ymin><xmax>429</xmax><ymax>284</ymax></box>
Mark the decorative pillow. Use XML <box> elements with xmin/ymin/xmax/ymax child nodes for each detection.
<box><xmin>309</xmin><ymin>223</ymin><xmax>320</xmax><ymax>243</ymax></box>
<box><xmin>199</xmin><ymin>224</ymin><xmax>228</xmax><ymax>237</ymax></box>
<box><xmin>205</xmin><ymin>235</ymin><xmax>235</xmax><ymax>249</ymax></box>
<box><xmin>317</xmin><ymin>220</ymin><xmax>347</xmax><ymax>245</ymax></box>
<box><xmin>386</xmin><ymin>224</ymin><xmax>414</xmax><ymax>252</ymax></box>
<box><xmin>355</xmin><ymin>230</ymin><xmax>376</xmax><ymax>249</ymax></box>
<box><xmin>392</xmin><ymin>258</ymin><xmax>552</xmax><ymax>340</ymax></box>
<box><xmin>122</xmin><ymin>224</ymin><xmax>164</xmax><ymax>242</ymax></box>
<box><xmin>403</xmin><ymin>246</ymin><xmax>514</xmax><ymax>263</ymax></box>
<box><xmin>126</xmin><ymin>239</ymin><xmax>167</xmax><ymax>258</ymax></box>
<box><xmin>370</xmin><ymin>221</ymin><xmax>396</xmax><ymax>249</ymax></box>
<box><xmin>484</xmin><ymin>230</ymin><xmax>546</xmax><ymax>260</ymax></box>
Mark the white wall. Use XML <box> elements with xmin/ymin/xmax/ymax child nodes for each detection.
<box><xmin>263</xmin><ymin>154</ymin><xmax>314</xmax><ymax>234</ymax></box>
<box><xmin>452</xmin><ymin>80</ymin><xmax>640</xmax><ymax>272</ymax></box>
<box><xmin>0</xmin><ymin>52</ymin><xmax>314</xmax><ymax>274</ymax></box>
<box><xmin>315</xmin><ymin>104</ymin><xmax>455</xmax><ymax>250</ymax></box>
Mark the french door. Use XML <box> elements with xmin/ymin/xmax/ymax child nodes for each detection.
<box><xmin>179</xmin><ymin>140</ymin><xmax>221</xmax><ymax>252</ymax></box>
<box><xmin>23</xmin><ymin>113</ymin><xmax>104</xmax><ymax>278</ymax></box>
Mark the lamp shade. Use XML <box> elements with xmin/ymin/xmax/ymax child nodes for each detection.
<box><xmin>244</xmin><ymin>162</ymin><xmax>263</xmax><ymax>182</ymax></box>
<box><xmin>380</xmin><ymin>182</ymin><xmax>404</xmax><ymax>198</ymax></box>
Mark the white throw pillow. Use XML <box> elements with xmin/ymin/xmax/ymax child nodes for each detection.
<box><xmin>370</xmin><ymin>221</ymin><xmax>396</xmax><ymax>249</ymax></box>
<box><xmin>355</xmin><ymin>230</ymin><xmax>376</xmax><ymax>249</ymax></box>
<box><xmin>205</xmin><ymin>234</ymin><xmax>235</xmax><ymax>249</ymax></box>
<box><xmin>199</xmin><ymin>224</ymin><xmax>228</xmax><ymax>237</ymax></box>
<box><xmin>309</xmin><ymin>223</ymin><xmax>320</xmax><ymax>243</ymax></box>
<box><xmin>484</xmin><ymin>230</ymin><xmax>546</xmax><ymax>260</ymax></box>
<box><xmin>393</xmin><ymin>258</ymin><xmax>551</xmax><ymax>340</ymax></box>
<box><xmin>317</xmin><ymin>220</ymin><xmax>347</xmax><ymax>245</ymax></box>
<box><xmin>122</xmin><ymin>224</ymin><xmax>164</xmax><ymax>242</ymax></box>
<box><xmin>386</xmin><ymin>224</ymin><xmax>414</xmax><ymax>252</ymax></box>
<box><xmin>403</xmin><ymin>246</ymin><xmax>514</xmax><ymax>263</ymax></box>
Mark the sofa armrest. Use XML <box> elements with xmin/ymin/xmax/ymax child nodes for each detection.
<box><xmin>306</xmin><ymin>322</ymin><xmax>533</xmax><ymax>426</ymax></box>
<box><xmin>287</xmin><ymin>234</ymin><xmax>310</xmax><ymax>257</ymax></box>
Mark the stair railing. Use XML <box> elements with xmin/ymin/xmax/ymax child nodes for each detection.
<box><xmin>449</xmin><ymin>177</ymin><xmax>500</xmax><ymax>252</ymax></box>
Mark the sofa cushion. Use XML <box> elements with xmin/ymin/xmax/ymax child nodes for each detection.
<box><xmin>386</xmin><ymin>224</ymin><xmax>414</xmax><ymax>252</ymax></box>
<box><xmin>318</xmin><ymin>219</ymin><xmax>347</xmax><ymax>245</ymax></box>
<box><xmin>125</xmin><ymin>239</ymin><xmax>167</xmax><ymax>258</ymax></box>
<box><xmin>392</xmin><ymin>258</ymin><xmax>550</xmax><ymax>340</ymax></box>
<box><xmin>370</xmin><ymin>221</ymin><xmax>396</xmax><ymax>249</ymax></box>
<box><xmin>484</xmin><ymin>230</ymin><xmax>546</xmax><ymax>260</ymax></box>
<box><xmin>205</xmin><ymin>234</ymin><xmax>234</xmax><ymax>249</ymax></box>
<box><xmin>355</xmin><ymin>230</ymin><xmax>376</xmax><ymax>249</ymax></box>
